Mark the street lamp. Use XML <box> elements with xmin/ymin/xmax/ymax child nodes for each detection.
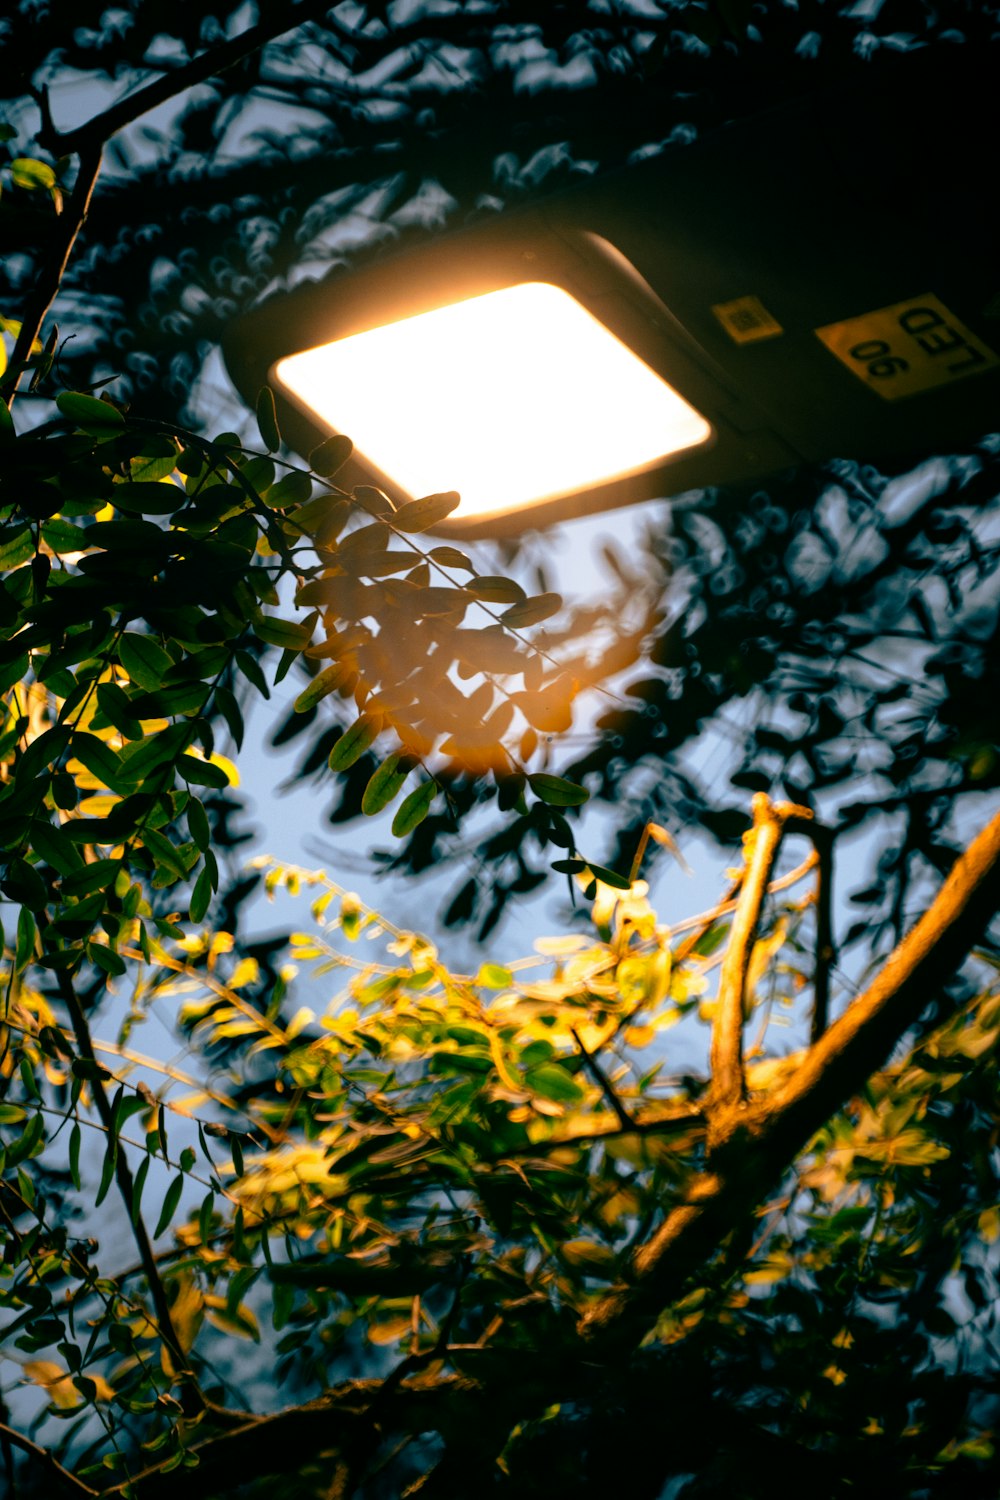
<box><xmin>222</xmin><ymin>49</ymin><xmax>998</xmax><ymax>537</ymax></box>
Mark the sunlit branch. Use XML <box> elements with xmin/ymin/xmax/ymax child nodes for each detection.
<box><xmin>0</xmin><ymin>1420</ymin><xmax>98</xmax><ymax>1497</ymax></box>
<box><xmin>580</xmin><ymin>806</ymin><xmax>1000</xmax><ymax>1343</ymax></box>
<box><xmin>709</xmin><ymin>796</ymin><xmax>811</xmax><ymax>1119</ymax></box>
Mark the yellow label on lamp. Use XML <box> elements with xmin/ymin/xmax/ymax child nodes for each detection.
<box><xmin>712</xmin><ymin>295</ymin><xmax>783</xmax><ymax>344</ymax></box>
<box><xmin>815</xmin><ymin>294</ymin><xmax>998</xmax><ymax>400</ymax></box>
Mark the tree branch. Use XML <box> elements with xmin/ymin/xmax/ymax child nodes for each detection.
<box><xmin>53</xmin><ymin>968</ymin><xmax>203</xmax><ymax>1415</ymax></box>
<box><xmin>0</xmin><ymin>1421</ymin><xmax>98</xmax><ymax>1497</ymax></box>
<box><xmin>37</xmin><ymin>0</ymin><xmax>345</xmax><ymax>158</ymax></box>
<box><xmin>709</xmin><ymin>795</ymin><xmax>810</xmax><ymax>1121</ymax></box>
<box><xmin>808</xmin><ymin>822</ymin><xmax>835</xmax><ymax>1041</ymax></box>
<box><xmin>570</xmin><ymin>1027</ymin><xmax>634</xmax><ymax>1129</ymax></box>
<box><xmin>99</xmin><ymin>1376</ymin><xmax>482</xmax><ymax>1500</ymax></box>
<box><xmin>1</xmin><ymin>145</ymin><xmax>102</xmax><ymax>409</ymax></box>
<box><xmin>579</xmin><ymin>806</ymin><xmax>1000</xmax><ymax>1343</ymax></box>
<box><xmin>763</xmin><ymin>805</ymin><xmax>1000</xmax><ymax>1151</ymax></box>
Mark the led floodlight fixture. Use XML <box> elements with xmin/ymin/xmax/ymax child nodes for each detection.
<box><xmin>274</xmin><ymin>282</ymin><xmax>712</xmax><ymax>524</ymax></box>
<box><xmin>223</xmin><ymin>50</ymin><xmax>998</xmax><ymax>537</ymax></box>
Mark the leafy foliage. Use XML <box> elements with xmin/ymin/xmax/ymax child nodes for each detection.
<box><xmin>1</xmin><ymin>4</ymin><xmax>1000</xmax><ymax>1498</ymax></box>
<box><xmin>2</xmin><ymin>834</ymin><xmax>999</xmax><ymax>1498</ymax></box>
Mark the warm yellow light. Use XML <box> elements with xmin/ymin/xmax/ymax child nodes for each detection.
<box><xmin>274</xmin><ymin>282</ymin><xmax>711</xmax><ymax>523</ymax></box>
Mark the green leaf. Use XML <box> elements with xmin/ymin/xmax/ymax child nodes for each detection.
<box><xmin>528</xmin><ymin>774</ymin><xmax>589</xmax><ymax>808</ymax></box>
<box><xmin>29</xmin><ymin>819</ymin><xmax>84</xmax><ymax>876</ymax></box>
<box><xmin>88</xmin><ymin>942</ymin><xmax>126</xmax><ymax>977</ymax></box>
<box><xmin>428</xmin><ymin>546</ymin><xmax>474</xmax><ymax>572</ymax></box>
<box><xmin>256</xmin><ymin>386</ymin><xmax>281</xmax><ymax>452</ymax></box>
<box><xmin>500</xmin><ymin>593</ymin><xmax>563</xmax><ymax>628</ymax></box>
<box><xmin>1</xmin><ymin>857</ymin><xmax>48</xmax><ymax>911</ymax></box>
<box><xmin>551</xmin><ymin>858</ymin><xmax>630</xmax><ymax>890</ymax></box>
<box><xmin>69</xmin><ymin>733</ymin><xmax>128</xmax><ymax>793</ymax></box>
<box><xmin>189</xmin><ymin>866</ymin><xmax>212</xmax><ymax>923</ymax></box>
<box><xmin>176</xmin><ymin>754</ymin><xmax>229</xmax><ymax>789</ymax></box>
<box><xmin>154</xmin><ymin>1174</ymin><xmax>184</xmax><ymax>1238</ymax></box>
<box><xmin>11</xmin><ymin>157</ymin><xmax>56</xmax><ymax>190</ymax></box>
<box><xmin>187</xmin><ymin>798</ymin><xmax>210</xmax><ymax>851</ymax></box>
<box><xmin>361</xmin><ymin>753</ymin><xmax>410</xmax><ymax>816</ymax></box>
<box><xmin>116</xmin><ymin>723</ymin><xmax>193</xmax><ymax>784</ymax></box>
<box><xmin>130</xmin><ymin>1154</ymin><xmax>150</xmax><ymax>1226</ymax></box>
<box><xmin>0</xmin><ymin>525</ymin><xmax>34</xmax><ymax>570</ymax></box>
<box><xmin>390</xmin><ymin>491</ymin><xmax>460</xmax><ymax>533</ymax></box>
<box><xmin>309</xmin><ymin>433</ymin><xmax>353</xmax><ymax>477</ymax></box>
<box><xmin>109</xmin><ymin>480</ymin><xmax>184</xmax><ymax>516</ymax></box>
<box><xmin>465</xmin><ymin>575</ymin><xmax>526</xmax><ymax>605</ymax></box>
<box><xmin>141</xmin><ymin>828</ymin><xmax>189</xmax><ymax>881</ymax></box>
<box><xmin>130</xmin><ymin>444</ymin><xmax>179</xmax><ymax>483</ymax></box>
<box><xmin>56</xmin><ymin>391</ymin><xmax>125</xmax><ymax>434</ymax></box>
<box><xmin>61</xmin><ymin>859</ymin><xmax>121</xmax><ymax>896</ymax></box>
<box><xmin>268</xmin><ymin>471</ymin><xmax>313</xmax><ymax>509</ymax></box>
<box><xmin>235</xmin><ymin>649</ymin><xmax>270</xmax><ymax>699</ymax></box>
<box><xmin>95</xmin><ymin>1146</ymin><xmax>117</xmax><ymax>1209</ymax></box>
<box><xmin>293</xmin><ymin>661</ymin><xmax>352</xmax><ymax>714</ymax></box>
<box><xmin>40</xmin><ymin>518</ymin><xmax>88</xmax><ymax>555</ymax></box>
<box><xmin>476</xmin><ymin>963</ymin><xmax>513</xmax><ymax>989</ymax></box>
<box><xmin>527</xmin><ymin>1062</ymin><xmax>585</xmax><ymax>1105</ymax></box>
<box><xmin>119</xmin><ymin>634</ymin><xmax>174</xmax><ymax>692</ymax></box>
<box><xmin>391</xmin><ymin>780</ymin><xmax>437</xmax><ymax>837</ymax></box>
<box><xmin>252</xmin><ymin>616</ymin><xmax>312</xmax><ymax>651</ymax></box>
<box><xmin>15</xmin><ymin>907</ymin><xmax>36</xmax><ymax>969</ymax></box>
<box><xmin>69</xmin><ymin>1124</ymin><xmax>82</xmax><ymax>1190</ymax></box>
<box><xmin>328</xmin><ymin>712</ymin><xmax>382</xmax><ymax>772</ymax></box>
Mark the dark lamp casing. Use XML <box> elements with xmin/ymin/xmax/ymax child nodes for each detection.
<box><xmin>222</xmin><ymin>50</ymin><xmax>999</xmax><ymax>537</ymax></box>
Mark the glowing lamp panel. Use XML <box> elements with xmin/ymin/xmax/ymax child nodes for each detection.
<box><xmin>275</xmin><ymin>281</ymin><xmax>711</xmax><ymax>522</ymax></box>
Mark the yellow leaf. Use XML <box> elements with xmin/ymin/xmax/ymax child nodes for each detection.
<box><xmin>285</xmin><ymin>1006</ymin><xmax>315</xmax><ymax>1040</ymax></box>
<box><xmin>229</xmin><ymin>957</ymin><xmax>260</xmax><ymax>990</ymax></box>
<box><xmin>24</xmin><ymin>1360</ymin><xmax>114</xmax><ymax>1407</ymax></box>
<box><xmin>647</xmin><ymin>823</ymin><xmax>692</xmax><ymax>874</ymax></box>
<box><xmin>367</xmin><ymin>1315</ymin><xmax>412</xmax><ymax>1346</ymax></box>
<box><xmin>978</xmin><ymin>1206</ymin><xmax>1000</xmax><ymax>1243</ymax></box>
<box><xmin>204</xmin><ymin>1295</ymin><xmax>260</xmax><ymax>1342</ymax></box>
<box><xmin>534</xmin><ymin>935</ymin><xmax>590</xmax><ymax>957</ymax></box>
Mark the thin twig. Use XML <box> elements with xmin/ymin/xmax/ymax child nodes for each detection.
<box><xmin>37</xmin><ymin>0</ymin><xmax>341</xmax><ymax>157</ymax></box>
<box><xmin>571</xmin><ymin>1027</ymin><xmax>634</xmax><ymax>1129</ymax></box>
<box><xmin>53</xmin><ymin>967</ymin><xmax>204</xmax><ymax>1416</ymax></box>
<box><xmin>1</xmin><ymin>146</ymin><xmax>102</xmax><ymax>408</ymax></box>
<box><xmin>809</xmin><ymin>825</ymin><xmax>835</xmax><ymax>1042</ymax></box>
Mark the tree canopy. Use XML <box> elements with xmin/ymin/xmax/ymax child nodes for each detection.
<box><xmin>1</xmin><ymin>3</ymin><xmax>999</xmax><ymax>1496</ymax></box>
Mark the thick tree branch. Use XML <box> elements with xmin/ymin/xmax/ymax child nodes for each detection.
<box><xmin>579</xmin><ymin>806</ymin><xmax>1000</xmax><ymax>1342</ymax></box>
<box><xmin>100</xmin><ymin>1375</ymin><xmax>482</xmax><ymax>1500</ymax></box>
<box><xmin>763</xmin><ymin>805</ymin><xmax>1000</xmax><ymax>1151</ymax></box>
<box><xmin>0</xmin><ymin>1421</ymin><xmax>98</xmax><ymax>1497</ymax></box>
